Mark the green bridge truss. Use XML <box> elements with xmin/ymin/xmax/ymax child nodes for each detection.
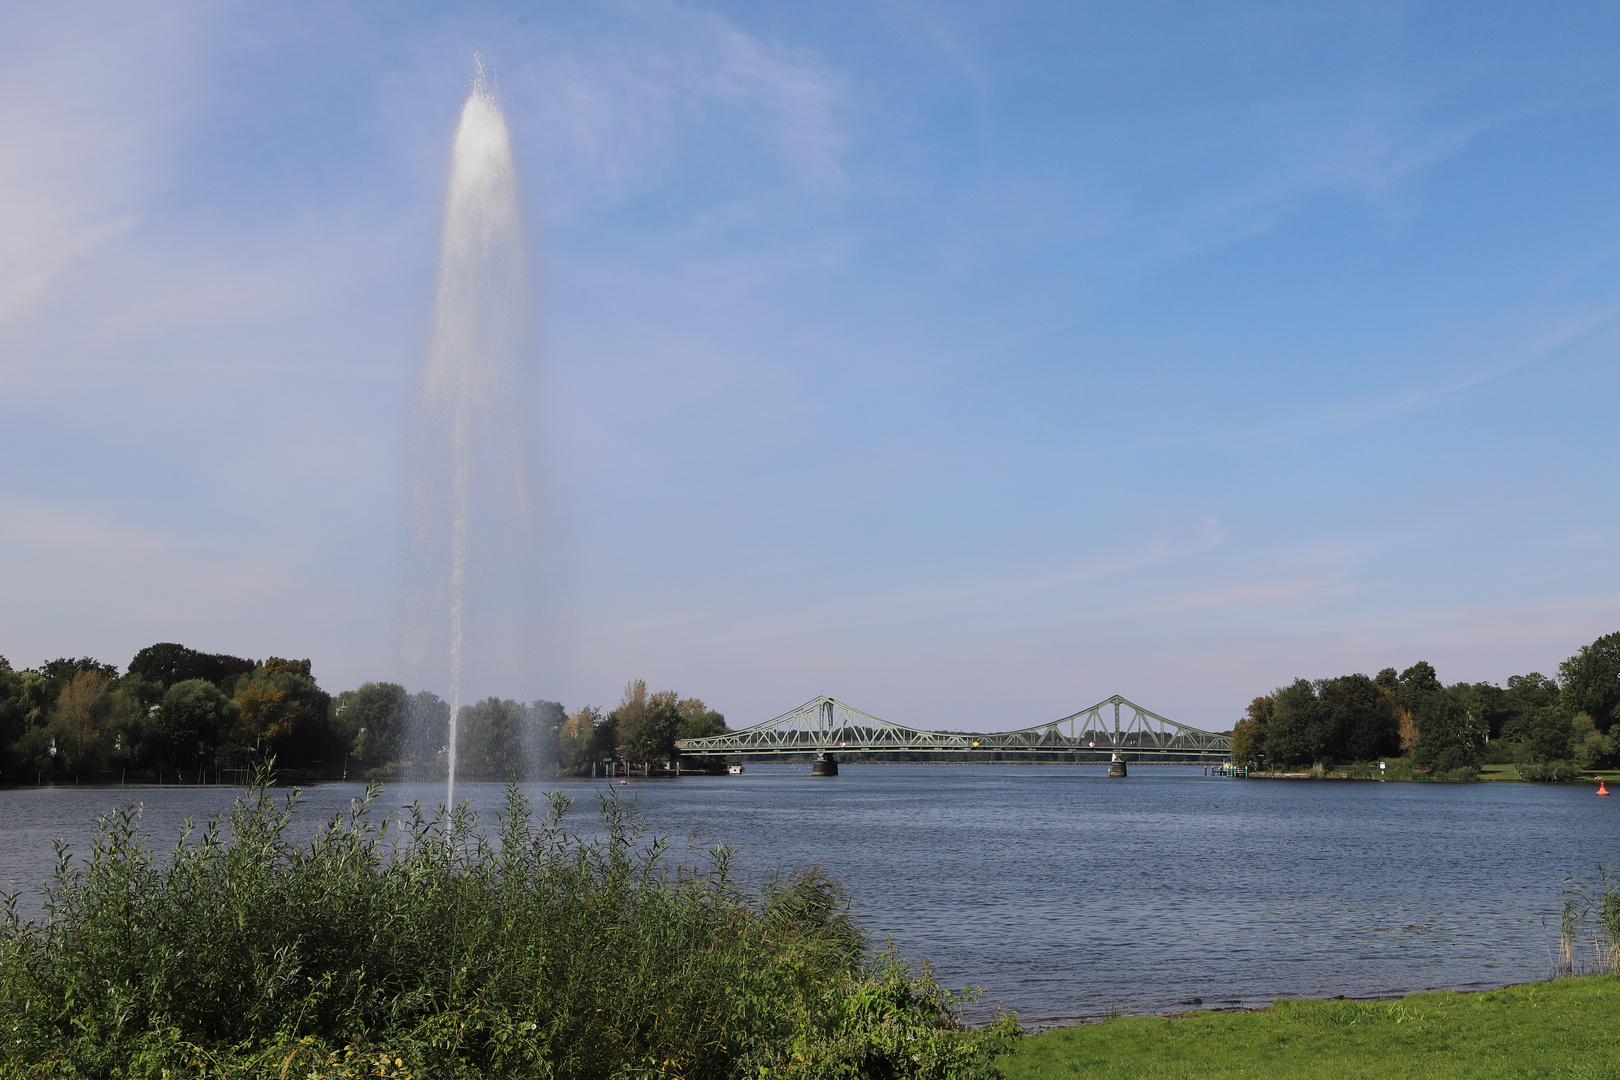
<box><xmin>675</xmin><ymin>694</ymin><xmax>1232</xmax><ymax>762</ymax></box>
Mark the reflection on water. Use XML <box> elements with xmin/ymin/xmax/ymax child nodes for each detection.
<box><xmin>2</xmin><ymin>764</ymin><xmax>1615</xmax><ymax>1026</ymax></box>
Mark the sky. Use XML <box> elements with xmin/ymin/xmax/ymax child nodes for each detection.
<box><xmin>2</xmin><ymin>0</ymin><xmax>1618</xmax><ymax>733</ymax></box>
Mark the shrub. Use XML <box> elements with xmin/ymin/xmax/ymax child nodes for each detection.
<box><xmin>0</xmin><ymin>773</ymin><xmax>1017</xmax><ymax>1079</ymax></box>
<box><xmin>1517</xmin><ymin>760</ymin><xmax>1584</xmax><ymax>782</ymax></box>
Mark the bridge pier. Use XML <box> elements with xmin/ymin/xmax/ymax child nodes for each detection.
<box><xmin>811</xmin><ymin>753</ymin><xmax>839</xmax><ymax>777</ymax></box>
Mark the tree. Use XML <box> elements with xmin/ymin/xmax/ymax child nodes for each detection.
<box><xmin>128</xmin><ymin>644</ymin><xmax>255</xmax><ymax>691</ymax></box>
<box><xmin>1570</xmin><ymin>712</ymin><xmax>1612</xmax><ymax>768</ymax></box>
<box><xmin>622</xmin><ymin>700</ymin><xmax>682</xmax><ymax>768</ymax></box>
<box><xmin>233</xmin><ymin>680</ymin><xmax>298</xmax><ymax>755</ymax></box>
<box><xmin>403</xmin><ymin>691</ymin><xmax>451</xmax><ymax>777</ymax></box>
<box><xmin>334</xmin><ymin>682</ymin><xmax>411</xmax><ymax>766</ymax></box>
<box><xmin>528</xmin><ymin>700</ymin><xmax>565</xmax><ymax>775</ymax></box>
<box><xmin>51</xmin><ymin>670</ymin><xmax>120</xmax><ymax>776</ymax></box>
<box><xmin>1454</xmin><ymin>682</ymin><xmax>1512</xmax><ymax>741</ymax></box>
<box><xmin>1394</xmin><ymin>662</ymin><xmax>1443</xmax><ymax>715</ymax></box>
<box><xmin>1264</xmin><ymin>680</ymin><xmax>1330</xmax><ymax>767</ymax></box>
<box><xmin>1560</xmin><ymin>632</ymin><xmax>1620</xmax><ymax>734</ymax></box>
<box><xmin>1229</xmin><ymin>696</ymin><xmax>1274</xmax><ymax>768</ymax></box>
<box><xmin>230</xmin><ymin>660</ymin><xmax>332</xmax><ymax>767</ymax></box>
<box><xmin>559</xmin><ymin>705</ymin><xmax>610</xmax><ymax>773</ymax></box>
<box><xmin>34</xmin><ymin>657</ymin><xmax>119</xmax><ymax>703</ymax></box>
<box><xmin>676</xmin><ymin>697</ymin><xmax>728</xmax><ymax>742</ymax></box>
<box><xmin>1412</xmin><ymin>691</ymin><xmax>1481</xmax><ymax>773</ymax></box>
<box><xmin>1318</xmin><ymin>674</ymin><xmax>1401</xmax><ymax>762</ymax></box>
<box><xmin>457</xmin><ymin>697</ymin><xmax>527</xmax><ymax>779</ymax></box>
<box><xmin>1503</xmin><ymin>673</ymin><xmax>1561</xmax><ymax>741</ymax></box>
<box><xmin>155</xmin><ymin>680</ymin><xmax>236</xmax><ymax>774</ymax></box>
<box><xmin>1528</xmin><ymin>704</ymin><xmax>1575</xmax><ymax>764</ymax></box>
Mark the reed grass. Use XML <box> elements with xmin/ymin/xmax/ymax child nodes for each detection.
<box><xmin>0</xmin><ymin>771</ymin><xmax>1018</xmax><ymax>1079</ymax></box>
<box><xmin>1554</xmin><ymin>864</ymin><xmax>1620</xmax><ymax>977</ymax></box>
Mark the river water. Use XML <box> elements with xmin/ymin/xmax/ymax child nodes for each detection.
<box><xmin>2</xmin><ymin>764</ymin><xmax>1616</xmax><ymax>1028</ymax></box>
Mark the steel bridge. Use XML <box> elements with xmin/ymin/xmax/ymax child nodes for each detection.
<box><xmin>675</xmin><ymin>694</ymin><xmax>1231</xmax><ymax>763</ymax></box>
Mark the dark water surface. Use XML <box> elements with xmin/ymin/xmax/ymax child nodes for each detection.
<box><xmin>3</xmin><ymin>764</ymin><xmax>1617</xmax><ymax>1027</ymax></box>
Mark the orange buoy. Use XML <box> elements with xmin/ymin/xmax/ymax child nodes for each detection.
<box><xmin>1598</xmin><ymin>779</ymin><xmax>1610</xmax><ymax>796</ymax></box>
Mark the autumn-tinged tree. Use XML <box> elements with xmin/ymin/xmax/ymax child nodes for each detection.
<box><xmin>1229</xmin><ymin>695</ymin><xmax>1274</xmax><ymax>767</ymax></box>
<box><xmin>52</xmin><ymin>670</ymin><xmax>120</xmax><ymax>776</ymax></box>
<box><xmin>263</xmin><ymin>657</ymin><xmax>313</xmax><ymax>681</ymax></box>
<box><xmin>234</xmin><ymin>680</ymin><xmax>298</xmax><ymax>754</ymax></box>
<box><xmin>559</xmin><ymin>705</ymin><xmax>613</xmax><ymax>773</ymax></box>
<box><xmin>606</xmin><ymin>682</ymin><xmax>724</xmax><ymax>769</ymax></box>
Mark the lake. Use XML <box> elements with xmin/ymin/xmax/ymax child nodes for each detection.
<box><xmin>2</xmin><ymin>764</ymin><xmax>1615</xmax><ymax>1028</ymax></box>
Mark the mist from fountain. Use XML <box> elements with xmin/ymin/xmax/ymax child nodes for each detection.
<box><xmin>404</xmin><ymin>56</ymin><xmax>534</xmax><ymax>808</ymax></box>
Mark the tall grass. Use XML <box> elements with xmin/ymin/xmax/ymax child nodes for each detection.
<box><xmin>1551</xmin><ymin>866</ymin><xmax>1620</xmax><ymax>977</ymax></box>
<box><xmin>0</xmin><ymin>772</ymin><xmax>1017</xmax><ymax>1079</ymax></box>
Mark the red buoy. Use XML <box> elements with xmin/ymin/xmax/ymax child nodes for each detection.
<box><xmin>1598</xmin><ymin>780</ymin><xmax>1610</xmax><ymax>796</ymax></box>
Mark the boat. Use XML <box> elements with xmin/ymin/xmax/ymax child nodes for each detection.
<box><xmin>727</xmin><ymin>764</ymin><xmax>745</xmax><ymax>775</ymax></box>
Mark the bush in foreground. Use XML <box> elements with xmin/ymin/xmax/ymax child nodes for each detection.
<box><xmin>0</xmin><ymin>775</ymin><xmax>1018</xmax><ymax>1079</ymax></box>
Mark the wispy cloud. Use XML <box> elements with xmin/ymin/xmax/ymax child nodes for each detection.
<box><xmin>518</xmin><ymin>0</ymin><xmax>849</xmax><ymax>216</ymax></box>
<box><xmin>0</xmin><ymin>0</ymin><xmax>210</xmax><ymax>327</ymax></box>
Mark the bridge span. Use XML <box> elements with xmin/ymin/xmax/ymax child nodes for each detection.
<box><xmin>675</xmin><ymin>694</ymin><xmax>1232</xmax><ymax>765</ymax></box>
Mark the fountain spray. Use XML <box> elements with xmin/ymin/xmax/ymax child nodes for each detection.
<box><xmin>413</xmin><ymin>56</ymin><xmax>529</xmax><ymax>808</ymax></box>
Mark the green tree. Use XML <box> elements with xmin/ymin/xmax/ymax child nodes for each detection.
<box><xmin>1560</xmin><ymin>631</ymin><xmax>1620</xmax><ymax>734</ymax></box>
<box><xmin>1570</xmin><ymin>712</ymin><xmax>1612</xmax><ymax>768</ymax></box>
<box><xmin>1</xmin><ymin>666</ymin><xmax>57</xmax><ymax>781</ymax></box>
<box><xmin>1319</xmin><ymin>674</ymin><xmax>1402</xmax><ymax>761</ymax></box>
<box><xmin>528</xmin><ymin>699</ymin><xmax>565</xmax><ymax>774</ymax></box>
<box><xmin>676</xmin><ymin>696</ymin><xmax>728</xmax><ymax>742</ymax></box>
<box><xmin>1412</xmin><ymin>690</ymin><xmax>1481</xmax><ymax>772</ymax></box>
<box><xmin>1455</xmin><ymin>681</ymin><xmax>1513</xmax><ymax>741</ymax></box>
<box><xmin>1264</xmin><ymin>680</ymin><xmax>1330</xmax><ymax>767</ymax></box>
<box><xmin>1394</xmin><ymin>661</ymin><xmax>1443</xmax><ymax>716</ymax></box>
<box><xmin>1502</xmin><ymin>672</ymin><xmax>1561</xmax><ymax>741</ymax></box>
<box><xmin>128</xmin><ymin>643</ymin><xmax>255</xmax><ymax>692</ymax></box>
<box><xmin>334</xmin><ymin>682</ymin><xmax>411</xmax><ymax>766</ymax></box>
<box><xmin>622</xmin><ymin>699</ymin><xmax>683</xmax><ymax>767</ymax></box>
<box><xmin>1529</xmin><ymin>704</ymin><xmax>1575</xmax><ymax>764</ymax></box>
<box><xmin>403</xmin><ymin>690</ymin><xmax>450</xmax><ymax>777</ymax></box>
<box><xmin>456</xmin><ymin>697</ymin><xmax>528</xmax><ymax>779</ymax></box>
<box><xmin>155</xmin><ymin>679</ymin><xmax>236</xmax><ymax>775</ymax></box>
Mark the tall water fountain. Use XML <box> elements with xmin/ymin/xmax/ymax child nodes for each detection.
<box><xmin>405</xmin><ymin>57</ymin><xmax>536</xmax><ymax>807</ymax></box>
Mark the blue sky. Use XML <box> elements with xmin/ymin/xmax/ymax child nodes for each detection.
<box><xmin>2</xmin><ymin>0</ymin><xmax>1618</xmax><ymax>732</ymax></box>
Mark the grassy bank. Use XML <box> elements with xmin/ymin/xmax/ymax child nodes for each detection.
<box><xmin>1006</xmin><ymin>976</ymin><xmax>1620</xmax><ymax>1079</ymax></box>
<box><xmin>0</xmin><ymin>773</ymin><xmax>1017</xmax><ymax>1079</ymax></box>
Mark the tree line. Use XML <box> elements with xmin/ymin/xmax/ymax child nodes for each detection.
<box><xmin>0</xmin><ymin>643</ymin><xmax>730</xmax><ymax>783</ymax></box>
<box><xmin>1228</xmin><ymin>631</ymin><xmax>1620</xmax><ymax>779</ymax></box>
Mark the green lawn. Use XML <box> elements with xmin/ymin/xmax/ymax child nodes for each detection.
<box><xmin>1004</xmin><ymin>975</ymin><xmax>1620</xmax><ymax>1080</ymax></box>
